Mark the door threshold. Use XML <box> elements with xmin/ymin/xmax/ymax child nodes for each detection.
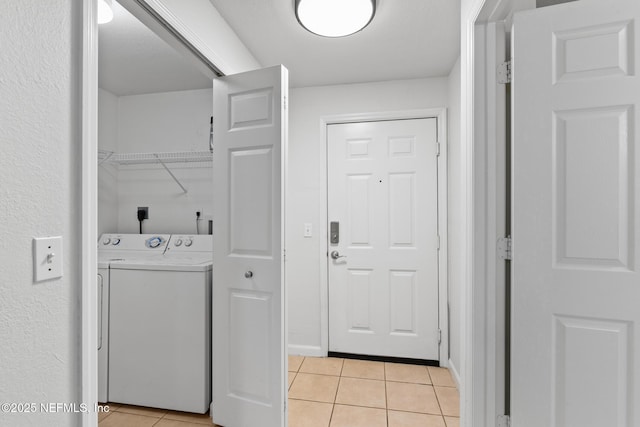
<box><xmin>328</xmin><ymin>352</ymin><xmax>439</xmax><ymax>367</ymax></box>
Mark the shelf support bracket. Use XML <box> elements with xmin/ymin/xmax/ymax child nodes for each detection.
<box><xmin>98</xmin><ymin>151</ymin><xmax>114</xmax><ymax>166</ymax></box>
<box><xmin>153</xmin><ymin>154</ymin><xmax>188</xmax><ymax>194</ymax></box>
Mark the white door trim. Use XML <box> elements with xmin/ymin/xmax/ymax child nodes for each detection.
<box><xmin>462</xmin><ymin>1</ymin><xmax>534</xmax><ymax>426</ymax></box>
<box><xmin>81</xmin><ymin>1</ymin><xmax>225</xmax><ymax>425</ymax></box>
<box><xmin>318</xmin><ymin>108</ymin><xmax>449</xmax><ymax>366</ymax></box>
<box><xmin>81</xmin><ymin>1</ymin><xmax>99</xmax><ymax>426</ymax></box>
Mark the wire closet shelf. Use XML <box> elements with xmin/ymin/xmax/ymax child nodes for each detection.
<box><xmin>98</xmin><ymin>150</ymin><xmax>213</xmax><ymax>165</ymax></box>
<box><xmin>98</xmin><ymin>150</ymin><xmax>213</xmax><ymax>194</ymax></box>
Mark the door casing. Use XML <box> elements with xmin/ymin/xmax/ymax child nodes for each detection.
<box><xmin>318</xmin><ymin>108</ymin><xmax>449</xmax><ymax>366</ymax></box>
<box><xmin>81</xmin><ymin>1</ymin><xmax>224</xmax><ymax>425</ymax></box>
<box><xmin>463</xmin><ymin>1</ymin><xmax>536</xmax><ymax>427</ymax></box>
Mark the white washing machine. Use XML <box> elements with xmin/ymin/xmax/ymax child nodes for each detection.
<box><xmin>108</xmin><ymin>235</ymin><xmax>212</xmax><ymax>413</ymax></box>
<box><xmin>97</xmin><ymin>234</ymin><xmax>171</xmax><ymax>403</ymax></box>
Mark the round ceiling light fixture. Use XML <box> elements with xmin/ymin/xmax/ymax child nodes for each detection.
<box><xmin>295</xmin><ymin>0</ymin><xmax>376</xmax><ymax>38</ymax></box>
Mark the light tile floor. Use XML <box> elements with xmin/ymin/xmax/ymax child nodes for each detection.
<box><xmin>97</xmin><ymin>403</ymin><xmax>217</xmax><ymax>427</ymax></box>
<box><xmin>98</xmin><ymin>356</ymin><xmax>459</xmax><ymax>427</ymax></box>
<box><xmin>288</xmin><ymin>356</ymin><xmax>459</xmax><ymax>427</ymax></box>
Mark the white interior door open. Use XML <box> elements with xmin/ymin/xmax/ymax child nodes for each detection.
<box><xmin>512</xmin><ymin>1</ymin><xmax>640</xmax><ymax>425</ymax></box>
<box><xmin>327</xmin><ymin>118</ymin><xmax>440</xmax><ymax>360</ymax></box>
<box><xmin>212</xmin><ymin>65</ymin><xmax>288</xmax><ymax>427</ymax></box>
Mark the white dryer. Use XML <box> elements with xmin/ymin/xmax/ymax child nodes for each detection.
<box><xmin>97</xmin><ymin>234</ymin><xmax>170</xmax><ymax>403</ymax></box>
<box><xmin>97</xmin><ymin>256</ymin><xmax>109</xmax><ymax>403</ymax></box>
<box><xmin>108</xmin><ymin>235</ymin><xmax>213</xmax><ymax>413</ymax></box>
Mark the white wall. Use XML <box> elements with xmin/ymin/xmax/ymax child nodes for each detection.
<box><xmin>98</xmin><ymin>88</ymin><xmax>214</xmax><ymax>235</ymax></box>
<box><xmin>98</xmin><ymin>88</ymin><xmax>119</xmax><ymax>236</ymax></box>
<box><xmin>447</xmin><ymin>56</ymin><xmax>462</xmax><ymax>382</ymax></box>
<box><xmin>0</xmin><ymin>1</ymin><xmax>81</xmax><ymax>426</ymax></box>
<box><xmin>287</xmin><ymin>78</ymin><xmax>449</xmax><ymax>354</ymax></box>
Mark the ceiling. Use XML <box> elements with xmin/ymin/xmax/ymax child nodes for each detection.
<box><xmin>98</xmin><ymin>1</ymin><xmax>212</xmax><ymax>96</ymax></box>
<box><xmin>209</xmin><ymin>0</ymin><xmax>461</xmax><ymax>88</ymax></box>
<box><xmin>98</xmin><ymin>0</ymin><xmax>460</xmax><ymax>95</ymax></box>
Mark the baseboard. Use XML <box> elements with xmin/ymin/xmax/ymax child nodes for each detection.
<box><xmin>287</xmin><ymin>344</ymin><xmax>324</xmax><ymax>357</ymax></box>
<box><xmin>448</xmin><ymin>358</ymin><xmax>461</xmax><ymax>389</ymax></box>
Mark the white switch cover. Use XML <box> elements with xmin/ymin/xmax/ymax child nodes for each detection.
<box><xmin>33</xmin><ymin>236</ymin><xmax>63</xmax><ymax>282</ymax></box>
<box><xmin>304</xmin><ymin>223</ymin><xmax>312</xmax><ymax>238</ymax></box>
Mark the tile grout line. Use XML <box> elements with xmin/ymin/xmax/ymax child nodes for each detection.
<box><xmin>433</xmin><ymin>384</ymin><xmax>446</xmax><ymax>420</ymax></box>
<box><xmin>384</xmin><ymin>361</ymin><xmax>389</xmax><ymax>427</ymax></box>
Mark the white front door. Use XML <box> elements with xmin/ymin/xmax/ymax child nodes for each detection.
<box><xmin>327</xmin><ymin>118</ymin><xmax>440</xmax><ymax>360</ymax></box>
<box><xmin>512</xmin><ymin>1</ymin><xmax>640</xmax><ymax>425</ymax></box>
<box><xmin>212</xmin><ymin>65</ymin><xmax>288</xmax><ymax>427</ymax></box>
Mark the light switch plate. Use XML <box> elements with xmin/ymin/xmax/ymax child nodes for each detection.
<box><xmin>304</xmin><ymin>223</ymin><xmax>312</xmax><ymax>238</ymax></box>
<box><xmin>33</xmin><ymin>236</ymin><xmax>63</xmax><ymax>282</ymax></box>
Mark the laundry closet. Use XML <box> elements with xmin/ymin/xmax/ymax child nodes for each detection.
<box><xmin>97</xmin><ymin>0</ymin><xmax>216</xmax><ymax>413</ymax></box>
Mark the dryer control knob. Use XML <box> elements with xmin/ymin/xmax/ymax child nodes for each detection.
<box><xmin>184</xmin><ymin>239</ymin><xmax>193</xmax><ymax>247</ymax></box>
<box><xmin>102</xmin><ymin>238</ymin><xmax>111</xmax><ymax>245</ymax></box>
<box><xmin>112</xmin><ymin>238</ymin><xmax>120</xmax><ymax>245</ymax></box>
<box><xmin>175</xmin><ymin>239</ymin><xmax>183</xmax><ymax>247</ymax></box>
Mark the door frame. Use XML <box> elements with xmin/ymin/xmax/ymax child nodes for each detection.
<box><xmin>318</xmin><ymin>108</ymin><xmax>449</xmax><ymax>366</ymax></box>
<box><xmin>81</xmin><ymin>1</ymin><xmax>223</xmax><ymax>425</ymax></box>
<box><xmin>462</xmin><ymin>1</ymin><xmax>535</xmax><ymax>426</ymax></box>
<box><xmin>80</xmin><ymin>2</ymin><xmax>99</xmax><ymax>426</ymax></box>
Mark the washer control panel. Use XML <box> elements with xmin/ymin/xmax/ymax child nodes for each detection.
<box><xmin>166</xmin><ymin>235</ymin><xmax>212</xmax><ymax>253</ymax></box>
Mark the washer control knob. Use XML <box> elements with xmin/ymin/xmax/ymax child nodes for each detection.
<box><xmin>245</xmin><ymin>271</ymin><xmax>253</xmax><ymax>279</ymax></box>
<box><xmin>102</xmin><ymin>237</ymin><xmax>111</xmax><ymax>245</ymax></box>
<box><xmin>147</xmin><ymin>237</ymin><xmax>163</xmax><ymax>248</ymax></box>
<box><xmin>175</xmin><ymin>238</ymin><xmax>183</xmax><ymax>247</ymax></box>
<box><xmin>184</xmin><ymin>238</ymin><xmax>193</xmax><ymax>247</ymax></box>
<box><xmin>112</xmin><ymin>238</ymin><xmax>120</xmax><ymax>245</ymax></box>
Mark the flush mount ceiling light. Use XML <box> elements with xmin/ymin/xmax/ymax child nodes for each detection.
<box><xmin>98</xmin><ymin>0</ymin><xmax>114</xmax><ymax>24</ymax></box>
<box><xmin>295</xmin><ymin>0</ymin><xmax>376</xmax><ymax>38</ymax></box>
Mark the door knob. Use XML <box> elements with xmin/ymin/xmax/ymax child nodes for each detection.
<box><xmin>330</xmin><ymin>250</ymin><xmax>346</xmax><ymax>260</ymax></box>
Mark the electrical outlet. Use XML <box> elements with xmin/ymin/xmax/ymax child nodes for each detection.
<box><xmin>137</xmin><ymin>207</ymin><xmax>149</xmax><ymax>219</ymax></box>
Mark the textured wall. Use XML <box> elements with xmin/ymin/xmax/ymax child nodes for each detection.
<box><xmin>0</xmin><ymin>1</ymin><xmax>82</xmax><ymax>426</ymax></box>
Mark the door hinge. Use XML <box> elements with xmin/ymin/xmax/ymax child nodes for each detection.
<box><xmin>497</xmin><ymin>236</ymin><xmax>512</xmax><ymax>261</ymax></box>
<box><xmin>497</xmin><ymin>60</ymin><xmax>512</xmax><ymax>84</ymax></box>
<box><xmin>497</xmin><ymin>414</ymin><xmax>511</xmax><ymax>427</ymax></box>
<box><xmin>437</xmin><ymin>234</ymin><xmax>441</xmax><ymax>250</ymax></box>
<box><xmin>436</xmin><ymin>142</ymin><xmax>441</xmax><ymax>157</ymax></box>
<box><xmin>284</xmin><ymin>96</ymin><xmax>288</xmax><ymax>110</ymax></box>
<box><xmin>208</xmin><ymin>116</ymin><xmax>214</xmax><ymax>153</ymax></box>
<box><xmin>438</xmin><ymin>329</ymin><xmax>442</xmax><ymax>345</ymax></box>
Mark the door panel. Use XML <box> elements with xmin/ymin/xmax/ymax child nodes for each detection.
<box><xmin>512</xmin><ymin>1</ymin><xmax>640</xmax><ymax>425</ymax></box>
<box><xmin>212</xmin><ymin>65</ymin><xmax>287</xmax><ymax>427</ymax></box>
<box><xmin>328</xmin><ymin>118</ymin><xmax>439</xmax><ymax>360</ymax></box>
